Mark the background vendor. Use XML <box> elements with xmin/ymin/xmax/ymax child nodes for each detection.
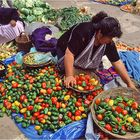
<box><xmin>57</xmin><ymin>11</ymin><xmax>136</xmax><ymax>90</ymax></box>
<box><xmin>0</xmin><ymin>7</ymin><xmax>25</xmax><ymax>44</ymax></box>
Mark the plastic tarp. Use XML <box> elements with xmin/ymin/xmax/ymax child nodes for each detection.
<box><xmin>0</xmin><ymin>55</ymin><xmax>87</xmax><ymax>140</ymax></box>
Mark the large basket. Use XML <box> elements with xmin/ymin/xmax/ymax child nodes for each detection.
<box><xmin>23</xmin><ymin>52</ymin><xmax>52</xmax><ymax>68</ymax></box>
<box><xmin>91</xmin><ymin>87</ymin><xmax>140</xmax><ymax>139</ymax></box>
<box><xmin>15</xmin><ymin>32</ymin><xmax>33</xmax><ymax>53</ymax></box>
<box><xmin>69</xmin><ymin>68</ymin><xmax>102</xmax><ymax>93</ymax></box>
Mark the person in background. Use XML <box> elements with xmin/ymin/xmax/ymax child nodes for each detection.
<box><xmin>0</xmin><ymin>7</ymin><xmax>25</xmax><ymax>44</ymax></box>
<box><xmin>57</xmin><ymin>11</ymin><xmax>137</xmax><ymax>91</ymax></box>
<box><xmin>0</xmin><ymin>0</ymin><xmax>13</xmax><ymax>8</ymax></box>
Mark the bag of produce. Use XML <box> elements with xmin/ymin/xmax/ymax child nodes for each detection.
<box><xmin>31</xmin><ymin>27</ymin><xmax>57</xmax><ymax>55</ymax></box>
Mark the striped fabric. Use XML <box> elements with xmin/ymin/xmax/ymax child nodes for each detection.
<box><xmin>74</xmin><ymin>34</ymin><xmax>106</xmax><ymax>70</ymax></box>
<box><xmin>0</xmin><ymin>21</ymin><xmax>24</xmax><ymax>44</ymax></box>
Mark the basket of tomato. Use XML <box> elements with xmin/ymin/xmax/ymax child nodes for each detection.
<box><xmin>68</xmin><ymin>69</ymin><xmax>102</xmax><ymax>93</ymax></box>
<box><xmin>91</xmin><ymin>87</ymin><xmax>140</xmax><ymax>139</ymax></box>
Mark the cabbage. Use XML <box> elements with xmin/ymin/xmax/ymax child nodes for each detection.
<box><xmin>27</xmin><ymin>15</ymin><xmax>36</xmax><ymax>23</ymax></box>
<box><xmin>25</xmin><ymin>0</ymin><xmax>34</xmax><ymax>8</ymax></box>
<box><xmin>20</xmin><ymin>8</ymin><xmax>30</xmax><ymax>16</ymax></box>
<box><xmin>33</xmin><ymin>8</ymin><xmax>44</xmax><ymax>16</ymax></box>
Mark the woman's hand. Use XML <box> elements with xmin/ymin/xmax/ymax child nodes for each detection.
<box><xmin>10</xmin><ymin>20</ymin><xmax>16</xmax><ymax>27</ymax></box>
<box><xmin>128</xmin><ymin>83</ymin><xmax>138</xmax><ymax>92</ymax></box>
<box><xmin>64</xmin><ymin>76</ymin><xmax>76</xmax><ymax>88</ymax></box>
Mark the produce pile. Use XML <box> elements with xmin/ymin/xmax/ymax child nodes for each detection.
<box><xmin>14</xmin><ymin>0</ymin><xmax>91</xmax><ymax>31</ymax></box>
<box><xmin>72</xmin><ymin>73</ymin><xmax>99</xmax><ymax>92</ymax></box>
<box><xmin>94</xmin><ymin>96</ymin><xmax>140</xmax><ymax>136</ymax></box>
<box><xmin>0</xmin><ymin>42</ymin><xmax>17</xmax><ymax>61</ymax></box>
<box><xmin>93</xmin><ymin>0</ymin><xmax>132</xmax><ymax>6</ymax></box>
<box><xmin>0</xmin><ymin>62</ymin><xmax>102</xmax><ymax>135</ymax></box>
<box><xmin>116</xmin><ymin>42</ymin><xmax>140</xmax><ymax>52</ymax></box>
<box><xmin>120</xmin><ymin>4</ymin><xmax>134</xmax><ymax>13</ymax></box>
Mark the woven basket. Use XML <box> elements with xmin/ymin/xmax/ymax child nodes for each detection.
<box><xmin>91</xmin><ymin>87</ymin><xmax>140</xmax><ymax>139</ymax></box>
<box><xmin>23</xmin><ymin>52</ymin><xmax>52</xmax><ymax>68</ymax></box>
<box><xmin>15</xmin><ymin>32</ymin><xmax>33</xmax><ymax>53</ymax></box>
<box><xmin>69</xmin><ymin>68</ymin><xmax>102</xmax><ymax>93</ymax></box>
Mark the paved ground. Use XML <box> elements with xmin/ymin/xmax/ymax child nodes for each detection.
<box><xmin>0</xmin><ymin>0</ymin><xmax>140</xmax><ymax>139</ymax></box>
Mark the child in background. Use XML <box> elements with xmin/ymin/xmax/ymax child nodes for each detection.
<box><xmin>0</xmin><ymin>7</ymin><xmax>25</xmax><ymax>44</ymax></box>
<box><xmin>0</xmin><ymin>0</ymin><xmax>13</xmax><ymax>7</ymax></box>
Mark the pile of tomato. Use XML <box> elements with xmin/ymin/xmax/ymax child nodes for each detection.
<box><xmin>94</xmin><ymin>96</ymin><xmax>140</xmax><ymax>136</ymax></box>
<box><xmin>74</xmin><ymin>73</ymin><xmax>99</xmax><ymax>91</ymax></box>
<box><xmin>0</xmin><ymin>62</ymin><xmax>103</xmax><ymax>135</ymax></box>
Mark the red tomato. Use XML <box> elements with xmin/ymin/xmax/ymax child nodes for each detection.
<box><xmin>105</xmin><ymin>98</ymin><xmax>110</xmax><ymax>103</ymax></box>
<box><xmin>84</xmin><ymin>99</ymin><xmax>91</xmax><ymax>105</ymax></box>
<box><xmin>105</xmin><ymin>124</ymin><xmax>112</xmax><ymax>132</ymax></box>
<box><xmin>122</xmin><ymin>110</ymin><xmax>128</xmax><ymax>116</ymax></box>
<box><xmin>77</xmin><ymin>81</ymin><xmax>82</xmax><ymax>85</ymax></box>
<box><xmin>27</xmin><ymin>105</ymin><xmax>34</xmax><ymax>111</ymax></box>
<box><xmin>24</xmin><ymin>113</ymin><xmax>27</xmax><ymax>119</ymax></box>
<box><xmin>89</xmin><ymin>85</ymin><xmax>94</xmax><ymax>90</ymax></box>
<box><xmin>122</xmin><ymin>125</ymin><xmax>126</xmax><ymax>131</ymax></box>
<box><xmin>67</xmin><ymin>112</ymin><xmax>72</xmax><ymax>118</ymax></box>
<box><xmin>47</xmin><ymin>88</ymin><xmax>53</xmax><ymax>94</ymax></box>
<box><xmin>41</xmin><ymin>103</ymin><xmax>46</xmax><ymax>107</ymax></box>
<box><xmin>56</xmin><ymin>86</ymin><xmax>62</xmax><ymax>91</ymax></box>
<box><xmin>132</xmin><ymin>102</ymin><xmax>138</xmax><ymax>109</ymax></box>
<box><xmin>132</xmin><ymin>121</ymin><xmax>138</xmax><ymax>126</ymax></box>
<box><xmin>37</xmin><ymin>114</ymin><xmax>45</xmax><ymax>119</ymax></box>
<box><xmin>45</xmin><ymin>103</ymin><xmax>49</xmax><ymax>108</ymax></box>
<box><xmin>95</xmin><ymin>98</ymin><xmax>101</xmax><ymax>105</ymax></box>
<box><xmin>20</xmin><ymin>95</ymin><xmax>27</xmax><ymax>102</ymax></box>
<box><xmin>116</xmin><ymin>117</ymin><xmax>121</xmax><ymax>122</ymax></box>
<box><xmin>12</xmin><ymin>82</ymin><xmax>18</xmax><ymax>88</ymax></box>
<box><xmin>5</xmin><ymin>102</ymin><xmax>12</xmax><ymax>109</ymax></box>
<box><xmin>115</xmin><ymin>106</ymin><xmax>123</xmax><ymax>113</ymax></box>
<box><xmin>33</xmin><ymin>112</ymin><xmax>40</xmax><ymax>117</ymax></box>
<box><xmin>85</xmin><ymin>75</ymin><xmax>90</xmax><ymax>80</ymax></box>
<box><xmin>3</xmin><ymin>99</ymin><xmax>8</xmax><ymax>106</ymax></box>
<box><xmin>84</xmin><ymin>86</ymin><xmax>89</xmax><ymax>91</ymax></box>
<box><xmin>87</xmin><ymin>95</ymin><xmax>94</xmax><ymax>101</ymax></box>
<box><xmin>75</xmin><ymin>101</ymin><xmax>82</xmax><ymax>107</ymax></box>
<box><xmin>75</xmin><ymin>110</ymin><xmax>82</xmax><ymax>116</ymax></box>
<box><xmin>29</xmin><ymin>78</ymin><xmax>34</xmax><ymax>84</ymax></box>
<box><xmin>79</xmin><ymin>76</ymin><xmax>85</xmax><ymax>81</ymax></box>
<box><xmin>97</xmin><ymin>114</ymin><xmax>103</xmax><ymax>121</ymax></box>
<box><xmin>78</xmin><ymin>98</ymin><xmax>82</xmax><ymax>102</ymax></box>
<box><xmin>56</xmin><ymin>102</ymin><xmax>60</xmax><ymax>109</ymax></box>
<box><xmin>51</xmin><ymin>97</ymin><xmax>57</xmax><ymax>104</ymax></box>
<box><xmin>92</xmin><ymin>91</ymin><xmax>97</xmax><ymax>97</ymax></box>
<box><xmin>42</xmin><ymin>82</ymin><xmax>47</xmax><ymax>89</ymax></box>
<box><xmin>71</xmin><ymin>116</ymin><xmax>75</xmax><ymax>121</ymax></box>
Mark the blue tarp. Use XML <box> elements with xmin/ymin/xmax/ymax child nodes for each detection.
<box><xmin>119</xmin><ymin>51</ymin><xmax>140</xmax><ymax>82</ymax></box>
<box><xmin>1</xmin><ymin>55</ymin><xmax>87</xmax><ymax>140</ymax></box>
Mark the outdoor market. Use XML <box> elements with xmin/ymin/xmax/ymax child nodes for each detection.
<box><xmin>0</xmin><ymin>0</ymin><xmax>140</xmax><ymax>139</ymax></box>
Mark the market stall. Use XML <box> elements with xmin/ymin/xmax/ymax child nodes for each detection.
<box><xmin>0</xmin><ymin>0</ymin><xmax>140</xmax><ymax>140</ymax></box>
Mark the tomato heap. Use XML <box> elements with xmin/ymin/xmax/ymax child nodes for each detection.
<box><xmin>74</xmin><ymin>73</ymin><xmax>99</xmax><ymax>91</ymax></box>
<box><xmin>94</xmin><ymin>96</ymin><xmax>140</xmax><ymax>136</ymax></box>
<box><xmin>0</xmin><ymin>62</ymin><xmax>103</xmax><ymax>135</ymax></box>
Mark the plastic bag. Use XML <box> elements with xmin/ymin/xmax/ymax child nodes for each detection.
<box><xmin>12</xmin><ymin>113</ymin><xmax>87</xmax><ymax>140</ymax></box>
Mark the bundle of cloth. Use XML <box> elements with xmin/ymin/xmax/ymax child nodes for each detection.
<box><xmin>0</xmin><ymin>7</ymin><xmax>25</xmax><ymax>44</ymax></box>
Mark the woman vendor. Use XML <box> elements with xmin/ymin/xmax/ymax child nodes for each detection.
<box><xmin>57</xmin><ymin>11</ymin><xmax>136</xmax><ymax>90</ymax></box>
<box><xmin>0</xmin><ymin>7</ymin><xmax>24</xmax><ymax>44</ymax></box>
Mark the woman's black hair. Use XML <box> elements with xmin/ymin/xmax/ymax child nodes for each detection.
<box><xmin>91</xmin><ymin>11</ymin><xmax>122</xmax><ymax>38</ymax></box>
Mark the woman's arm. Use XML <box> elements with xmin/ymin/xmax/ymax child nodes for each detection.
<box><xmin>112</xmin><ymin>60</ymin><xmax>137</xmax><ymax>90</ymax></box>
<box><xmin>64</xmin><ymin>48</ymin><xmax>76</xmax><ymax>88</ymax></box>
